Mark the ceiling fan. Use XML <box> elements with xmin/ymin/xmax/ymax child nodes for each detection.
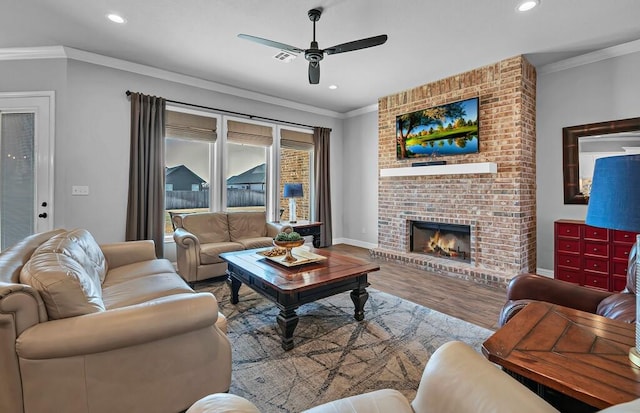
<box><xmin>238</xmin><ymin>8</ymin><xmax>388</xmax><ymax>85</ymax></box>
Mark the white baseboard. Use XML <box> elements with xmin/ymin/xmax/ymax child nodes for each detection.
<box><xmin>332</xmin><ymin>238</ymin><xmax>378</xmax><ymax>250</ymax></box>
<box><xmin>536</xmin><ymin>268</ymin><xmax>554</xmax><ymax>278</ymax></box>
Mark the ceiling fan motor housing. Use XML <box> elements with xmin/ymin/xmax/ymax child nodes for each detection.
<box><xmin>305</xmin><ymin>41</ymin><xmax>324</xmax><ymax>62</ymax></box>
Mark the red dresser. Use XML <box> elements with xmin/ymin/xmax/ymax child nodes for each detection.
<box><xmin>554</xmin><ymin>219</ymin><xmax>637</xmax><ymax>292</ymax></box>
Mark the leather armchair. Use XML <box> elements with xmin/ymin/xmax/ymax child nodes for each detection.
<box><xmin>499</xmin><ymin>243</ymin><xmax>637</xmax><ymax>326</ymax></box>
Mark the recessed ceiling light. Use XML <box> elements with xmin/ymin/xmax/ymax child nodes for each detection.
<box><xmin>328</xmin><ymin>85</ymin><xmax>338</xmax><ymax>90</ymax></box>
<box><xmin>107</xmin><ymin>13</ymin><xmax>126</xmax><ymax>24</ymax></box>
<box><xmin>516</xmin><ymin>0</ymin><xmax>539</xmax><ymax>12</ymax></box>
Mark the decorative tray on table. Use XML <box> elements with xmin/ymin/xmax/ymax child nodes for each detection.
<box><xmin>258</xmin><ymin>246</ymin><xmax>327</xmax><ymax>267</ymax></box>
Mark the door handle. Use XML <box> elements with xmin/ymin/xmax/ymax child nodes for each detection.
<box><xmin>38</xmin><ymin>213</ymin><xmax>47</xmax><ymax>218</ymax></box>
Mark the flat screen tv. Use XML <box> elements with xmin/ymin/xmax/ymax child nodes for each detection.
<box><xmin>396</xmin><ymin>97</ymin><xmax>479</xmax><ymax>159</ymax></box>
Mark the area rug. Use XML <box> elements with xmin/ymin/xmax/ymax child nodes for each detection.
<box><xmin>198</xmin><ymin>281</ymin><xmax>494</xmax><ymax>413</ymax></box>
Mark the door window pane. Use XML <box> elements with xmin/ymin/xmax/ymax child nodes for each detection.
<box><xmin>280</xmin><ymin>134</ymin><xmax>312</xmax><ymax>222</ymax></box>
<box><xmin>1</xmin><ymin>113</ymin><xmax>35</xmax><ymax>249</ymax></box>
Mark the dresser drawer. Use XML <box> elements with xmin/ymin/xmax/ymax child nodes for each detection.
<box><xmin>557</xmin><ymin>253</ymin><xmax>581</xmax><ymax>269</ymax></box>
<box><xmin>584</xmin><ymin>225</ymin><xmax>609</xmax><ymax>241</ymax></box>
<box><xmin>613</xmin><ymin>230</ymin><xmax>637</xmax><ymax>243</ymax></box>
<box><xmin>612</xmin><ymin>275</ymin><xmax>627</xmax><ymax>292</ymax></box>
<box><xmin>583</xmin><ymin>241</ymin><xmax>608</xmax><ymax>258</ymax></box>
<box><xmin>584</xmin><ymin>273</ymin><xmax>609</xmax><ymax>290</ymax></box>
<box><xmin>584</xmin><ymin>257</ymin><xmax>609</xmax><ymax>274</ymax></box>
<box><xmin>612</xmin><ymin>260</ymin><xmax>629</xmax><ymax>276</ymax></box>
<box><xmin>612</xmin><ymin>244</ymin><xmax>634</xmax><ymax>260</ymax></box>
<box><xmin>557</xmin><ymin>239</ymin><xmax>580</xmax><ymax>254</ymax></box>
<box><xmin>556</xmin><ymin>223</ymin><xmax>580</xmax><ymax>238</ymax></box>
<box><xmin>555</xmin><ymin>268</ymin><xmax>582</xmax><ymax>285</ymax></box>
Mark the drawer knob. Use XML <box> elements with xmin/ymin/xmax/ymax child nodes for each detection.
<box><xmin>624</xmin><ymin>251</ymin><xmax>629</xmax><ymax>256</ymax></box>
<box><xmin>566</xmin><ymin>259</ymin><xmax>571</xmax><ymax>263</ymax></box>
<box><xmin>593</xmin><ymin>248</ymin><xmax>598</xmax><ymax>252</ymax></box>
<box><xmin>624</xmin><ymin>234</ymin><xmax>630</xmax><ymax>238</ymax></box>
<box><xmin>593</xmin><ymin>264</ymin><xmax>598</xmax><ymax>268</ymax></box>
<box><xmin>566</xmin><ymin>244</ymin><xmax>571</xmax><ymax>248</ymax></box>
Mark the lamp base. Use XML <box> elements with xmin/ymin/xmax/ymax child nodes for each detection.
<box><xmin>630</xmin><ymin>347</ymin><xmax>640</xmax><ymax>367</ymax></box>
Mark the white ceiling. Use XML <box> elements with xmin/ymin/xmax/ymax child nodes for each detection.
<box><xmin>2</xmin><ymin>0</ymin><xmax>640</xmax><ymax>113</ymax></box>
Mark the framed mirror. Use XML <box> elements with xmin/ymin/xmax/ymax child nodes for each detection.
<box><xmin>563</xmin><ymin>117</ymin><xmax>640</xmax><ymax>204</ymax></box>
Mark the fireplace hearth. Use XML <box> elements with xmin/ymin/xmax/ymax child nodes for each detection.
<box><xmin>410</xmin><ymin>221</ymin><xmax>471</xmax><ymax>263</ymax></box>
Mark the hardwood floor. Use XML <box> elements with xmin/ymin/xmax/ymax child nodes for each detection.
<box><xmin>325</xmin><ymin>244</ymin><xmax>506</xmax><ymax>330</ymax></box>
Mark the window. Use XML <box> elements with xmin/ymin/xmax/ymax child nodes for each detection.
<box><xmin>279</xmin><ymin>128</ymin><xmax>314</xmax><ymax>222</ymax></box>
<box><xmin>225</xmin><ymin>119</ymin><xmax>273</xmax><ymax>213</ymax></box>
<box><xmin>163</xmin><ymin>108</ymin><xmax>314</xmax><ymax>236</ymax></box>
<box><xmin>164</xmin><ymin>109</ymin><xmax>217</xmax><ymax>235</ymax></box>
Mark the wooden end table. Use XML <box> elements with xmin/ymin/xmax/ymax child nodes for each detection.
<box><xmin>220</xmin><ymin>247</ymin><xmax>379</xmax><ymax>350</ymax></box>
<box><xmin>482</xmin><ymin>302</ymin><xmax>640</xmax><ymax>411</ymax></box>
<box><xmin>272</xmin><ymin>221</ymin><xmax>322</xmax><ymax>247</ymax></box>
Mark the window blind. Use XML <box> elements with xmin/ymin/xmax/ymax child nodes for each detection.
<box><xmin>165</xmin><ymin>111</ymin><xmax>217</xmax><ymax>141</ymax></box>
<box><xmin>227</xmin><ymin>120</ymin><xmax>273</xmax><ymax>146</ymax></box>
<box><xmin>281</xmin><ymin>129</ymin><xmax>314</xmax><ymax>149</ymax></box>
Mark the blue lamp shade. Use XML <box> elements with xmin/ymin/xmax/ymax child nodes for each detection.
<box><xmin>283</xmin><ymin>183</ymin><xmax>303</xmax><ymax>198</ymax></box>
<box><xmin>585</xmin><ymin>154</ymin><xmax>640</xmax><ymax>233</ymax></box>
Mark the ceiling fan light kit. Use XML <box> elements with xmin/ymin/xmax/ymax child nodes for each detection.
<box><xmin>238</xmin><ymin>8</ymin><xmax>388</xmax><ymax>84</ymax></box>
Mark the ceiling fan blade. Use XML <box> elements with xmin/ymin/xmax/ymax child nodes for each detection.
<box><xmin>237</xmin><ymin>34</ymin><xmax>304</xmax><ymax>54</ymax></box>
<box><xmin>308</xmin><ymin>62</ymin><xmax>320</xmax><ymax>84</ymax></box>
<box><xmin>325</xmin><ymin>34</ymin><xmax>388</xmax><ymax>55</ymax></box>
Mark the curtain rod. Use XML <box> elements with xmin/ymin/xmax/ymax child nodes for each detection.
<box><xmin>125</xmin><ymin>90</ymin><xmax>320</xmax><ymax>130</ymax></box>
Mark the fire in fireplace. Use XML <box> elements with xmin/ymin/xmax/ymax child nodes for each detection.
<box><xmin>410</xmin><ymin>221</ymin><xmax>471</xmax><ymax>262</ymax></box>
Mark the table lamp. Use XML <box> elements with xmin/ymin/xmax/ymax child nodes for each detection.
<box><xmin>585</xmin><ymin>154</ymin><xmax>640</xmax><ymax>366</ymax></box>
<box><xmin>283</xmin><ymin>183</ymin><xmax>303</xmax><ymax>223</ymax></box>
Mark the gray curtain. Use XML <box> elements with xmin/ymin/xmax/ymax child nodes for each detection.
<box><xmin>126</xmin><ymin>92</ymin><xmax>166</xmax><ymax>258</ymax></box>
<box><xmin>313</xmin><ymin>127</ymin><xmax>332</xmax><ymax>247</ymax></box>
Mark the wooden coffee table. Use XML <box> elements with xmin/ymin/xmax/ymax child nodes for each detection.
<box><xmin>482</xmin><ymin>302</ymin><xmax>640</xmax><ymax>411</ymax></box>
<box><xmin>220</xmin><ymin>247</ymin><xmax>380</xmax><ymax>350</ymax></box>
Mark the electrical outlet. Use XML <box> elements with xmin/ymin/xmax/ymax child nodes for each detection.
<box><xmin>72</xmin><ymin>185</ymin><xmax>89</xmax><ymax>196</ymax></box>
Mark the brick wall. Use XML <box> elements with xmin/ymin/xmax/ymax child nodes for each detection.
<box><xmin>374</xmin><ymin>55</ymin><xmax>537</xmax><ymax>288</ymax></box>
<box><xmin>279</xmin><ymin>148</ymin><xmax>310</xmax><ymax>221</ymax></box>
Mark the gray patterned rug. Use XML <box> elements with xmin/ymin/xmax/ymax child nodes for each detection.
<box><xmin>198</xmin><ymin>281</ymin><xmax>494</xmax><ymax>413</ymax></box>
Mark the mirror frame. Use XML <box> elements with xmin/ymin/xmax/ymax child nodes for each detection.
<box><xmin>563</xmin><ymin>116</ymin><xmax>640</xmax><ymax>204</ymax></box>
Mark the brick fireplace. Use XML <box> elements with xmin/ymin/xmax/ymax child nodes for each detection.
<box><xmin>373</xmin><ymin>55</ymin><xmax>537</xmax><ymax>288</ymax></box>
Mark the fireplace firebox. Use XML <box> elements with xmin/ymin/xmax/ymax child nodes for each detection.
<box><xmin>410</xmin><ymin>221</ymin><xmax>471</xmax><ymax>263</ymax></box>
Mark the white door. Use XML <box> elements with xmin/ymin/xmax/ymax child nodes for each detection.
<box><xmin>0</xmin><ymin>92</ymin><xmax>54</xmax><ymax>250</ymax></box>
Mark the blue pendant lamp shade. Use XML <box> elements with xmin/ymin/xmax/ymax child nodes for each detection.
<box><xmin>283</xmin><ymin>183</ymin><xmax>304</xmax><ymax>198</ymax></box>
<box><xmin>585</xmin><ymin>154</ymin><xmax>640</xmax><ymax>233</ymax></box>
<box><xmin>585</xmin><ymin>154</ymin><xmax>640</xmax><ymax>367</ymax></box>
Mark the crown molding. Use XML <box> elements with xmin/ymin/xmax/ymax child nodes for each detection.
<box><xmin>345</xmin><ymin>103</ymin><xmax>378</xmax><ymax>118</ymax></box>
<box><xmin>0</xmin><ymin>46</ymin><xmax>66</xmax><ymax>60</ymax></box>
<box><xmin>0</xmin><ymin>45</ymin><xmax>345</xmax><ymax>119</ymax></box>
<box><xmin>537</xmin><ymin>38</ymin><xmax>640</xmax><ymax>75</ymax></box>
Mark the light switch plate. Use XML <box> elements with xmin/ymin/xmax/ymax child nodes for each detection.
<box><xmin>72</xmin><ymin>185</ymin><xmax>89</xmax><ymax>196</ymax></box>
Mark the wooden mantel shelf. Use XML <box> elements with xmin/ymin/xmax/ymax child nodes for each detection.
<box><xmin>380</xmin><ymin>162</ymin><xmax>497</xmax><ymax>177</ymax></box>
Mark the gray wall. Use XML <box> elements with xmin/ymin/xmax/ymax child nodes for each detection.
<box><xmin>536</xmin><ymin>50</ymin><xmax>640</xmax><ymax>272</ymax></box>
<box><xmin>0</xmin><ymin>58</ymin><xmax>343</xmax><ymax>254</ymax></box>
<box><xmin>341</xmin><ymin>110</ymin><xmax>378</xmax><ymax>247</ymax></box>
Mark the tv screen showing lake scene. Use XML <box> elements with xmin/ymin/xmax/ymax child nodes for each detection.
<box><xmin>396</xmin><ymin>97</ymin><xmax>479</xmax><ymax>159</ymax></box>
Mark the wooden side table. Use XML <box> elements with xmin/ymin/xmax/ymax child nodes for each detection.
<box><xmin>482</xmin><ymin>302</ymin><xmax>640</xmax><ymax>411</ymax></box>
<box><xmin>273</xmin><ymin>220</ymin><xmax>322</xmax><ymax>247</ymax></box>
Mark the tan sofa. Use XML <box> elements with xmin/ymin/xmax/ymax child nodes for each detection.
<box><xmin>0</xmin><ymin>228</ymin><xmax>231</xmax><ymax>413</ymax></box>
<box><xmin>173</xmin><ymin>211</ymin><xmax>280</xmax><ymax>283</ymax></box>
<box><xmin>187</xmin><ymin>341</ymin><xmax>640</xmax><ymax>413</ymax></box>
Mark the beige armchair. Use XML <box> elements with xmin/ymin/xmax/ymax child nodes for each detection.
<box><xmin>173</xmin><ymin>211</ymin><xmax>279</xmax><ymax>284</ymax></box>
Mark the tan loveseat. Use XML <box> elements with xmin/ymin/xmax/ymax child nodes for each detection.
<box><xmin>187</xmin><ymin>341</ymin><xmax>640</xmax><ymax>413</ymax></box>
<box><xmin>0</xmin><ymin>228</ymin><xmax>231</xmax><ymax>413</ymax></box>
<box><xmin>173</xmin><ymin>211</ymin><xmax>280</xmax><ymax>283</ymax></box>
